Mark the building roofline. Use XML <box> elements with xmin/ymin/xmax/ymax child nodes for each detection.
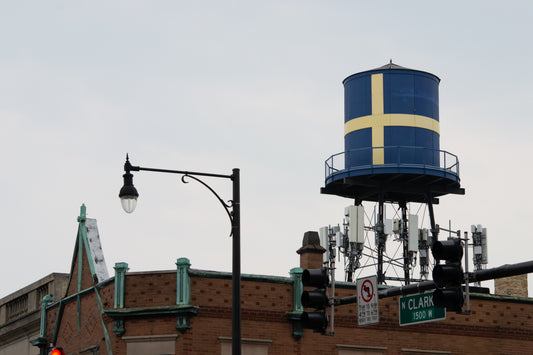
<box><xmin>0</xmin><ymin>273</ymin><xmax>69</xmax><ymax>305</ymax></box>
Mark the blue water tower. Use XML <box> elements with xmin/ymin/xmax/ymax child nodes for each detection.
<box><xmin>322</xmin><ymin>62</ymin><xmax>464</xmax><ymax>204</ymax></box>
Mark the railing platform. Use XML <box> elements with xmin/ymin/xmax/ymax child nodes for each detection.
<box><xmin>322</xmin><ymin>147</ymin><xmax>464</xmax><ymax>203</ymax></box>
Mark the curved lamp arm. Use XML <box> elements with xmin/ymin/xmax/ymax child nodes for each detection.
<box><xmin>181</xmin><ymin>173</ymin><xmax>234</xmax><ymax>236</ymax></box>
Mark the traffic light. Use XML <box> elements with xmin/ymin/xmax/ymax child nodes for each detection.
<box><xmin>48</xmin><ymin>348</ymin><xmax>65</xmax><ymax>355</ymax></box>
<box><xmin>301</xmin><ymin>267</ymin><xmax>330</xmax><ymax>333</ymax></box>
<box><xmin>432</xmin><ymin>238</ymin><xmax>464</xmax><ymax>312</ymax></box>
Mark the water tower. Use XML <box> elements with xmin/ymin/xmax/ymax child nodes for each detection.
<box><xmin>321</xmin><ymin>62</ymin><xmax>464</xmax><ymax>284</ymax></box>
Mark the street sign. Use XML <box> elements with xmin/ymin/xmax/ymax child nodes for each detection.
<box><xmin>357</xmin><ymin>275</ymin><xmax>378</xmax><ymax>326</ymax></box>
<box><xmin>399</xmin><ymin>292</ymin><xmax>446</xmax><ymax>326</ymax></box>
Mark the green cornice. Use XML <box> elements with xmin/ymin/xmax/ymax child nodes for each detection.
<box><xmin>29</xmin><ymin>336</ymin><xmax>47</xmax><ymax>347</ymax></box>
<box><xmin>469</xmin><ymin>292</ymin><xmax>533</xmax><ymax>304</ymax></box>
<box><xmin>105</xmin><ymin>305</ymin><xmax>199</xmax><ymax>319</ymax></box>
<box><xmin>188</xmin><ymin>269</ymin><xmax>293</xmax><ymax>285</ymax></box>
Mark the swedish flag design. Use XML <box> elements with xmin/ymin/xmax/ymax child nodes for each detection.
<box><xmin>344</xmin><ymin>69</ymin><xmax>440</xmax><ymax>166</ymax></box>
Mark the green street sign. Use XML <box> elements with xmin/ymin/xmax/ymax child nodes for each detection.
<box><xmin>399</xmin><ymin>292</ymin><xmax>446</xmax><ymax>326</ymax></box>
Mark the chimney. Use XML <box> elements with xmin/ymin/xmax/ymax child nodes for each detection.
<box><xmin>297</xmin><ymin>231</ymin><xmax>326</xmax><ymax>270</ymax></box>
<box><xmin>494</xmin><ymin>273</ymin><xmax>528</xmax><ymax>298</ymax></box>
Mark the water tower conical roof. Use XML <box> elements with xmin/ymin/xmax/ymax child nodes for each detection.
<box><xmin>372</xmin><ymin>61</ymin><xmax>411</xmax><ymax>70</ymax></box>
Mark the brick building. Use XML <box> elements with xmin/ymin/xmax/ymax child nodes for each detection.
<box><xmin>30</xmin><ymin>207</ymin><xmax>533</xmax><ymax>355</ymax></box>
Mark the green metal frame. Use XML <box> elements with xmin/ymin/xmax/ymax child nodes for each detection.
<box><xmin>29</xmin><ymin>294</ymin><xmax>55</xmax><ymax>353</ymax></box>
<box><xmin>49</xmin><ymin>205</ymin><xmax>114</xmax><ymax>354</ymax></box>
<box><xmin>175</xmin><ymin>258</ymin><xmax>197</xmax><ymax>332</ymax></box>
<box><xmin>112</xmin><ymin>262</ymin><xmax>129</xmax><ymax>336</ymax></box>
<box><xmin>108</xmin><ymin>257</ymin><xmax>200</xmax><ymax>336</ymax></box>
<box><xmin>287</xmin><ymin>267</ymin><xmax>304</xmax><ymax>339</ymax></box>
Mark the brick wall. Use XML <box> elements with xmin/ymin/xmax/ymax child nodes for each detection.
<box><xmin>494</xmin><ymin>274</ymin><xmax>528</xmax><ymax>298</ymax></box>
<box><xmin>42</xmin><ymin>269</ymin><xmax>533</xmax><ymax>355</ymax></box>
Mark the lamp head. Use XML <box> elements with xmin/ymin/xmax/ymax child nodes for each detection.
<box><xmin>119</xmin><ymin>155</ymin><xmax>139</xmax><ymax>213</ymax></box>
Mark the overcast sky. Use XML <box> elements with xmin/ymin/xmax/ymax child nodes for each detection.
<box><xmin>2</xmin><ymin>1</ymin><xmax>533</xmax><ymax>299</ymax></box>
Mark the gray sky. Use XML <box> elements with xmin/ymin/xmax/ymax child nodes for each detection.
<box><xmin>2</xmin><ymin>1</ymin><xmax>533</xmax><ymax>299</ymax></box>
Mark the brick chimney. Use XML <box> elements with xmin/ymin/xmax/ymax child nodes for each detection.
<box><xmin>494</xmin><ymin>273</ymin><xmax>528</xmax><ymax>298</ymax></box>
<box><xmin>297</xmin><ymin>231</ymin><xmax>326</xmax><ymax>270</ymax></box>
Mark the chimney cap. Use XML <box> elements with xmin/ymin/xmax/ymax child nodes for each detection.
<box><xmin>297</xmin><ymin>231</ymin><xmax>326</xmax><ymax>255</ymax></box>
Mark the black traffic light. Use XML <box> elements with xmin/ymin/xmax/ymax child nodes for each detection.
<box><xmin>433</xmin><ymin>287</ymin><xmax>464</xmax><ymax>311</ymax></box>
<box><xmin>432</xmin><ymin>238</ymin><xmax>464</xmax><ymax>312</ymax></box>
<box><xmin>48</xmin><ymin>348</ymin><xmax>65</xmax><ymax>355</ymax></box>
<box><xmin>301</xmin><ymin>267</ymin><xmax>330</xmax><ymax>333</ymax></box>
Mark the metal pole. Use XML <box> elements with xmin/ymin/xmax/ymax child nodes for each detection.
<box><xmin>378</xmin><ymin>280</ymin><xmax>437</xmax><ymax>298</ymax></box>
<box><xmin>400</xmin><ymin>202</ymin><xmax>410</xmax><ymax>285</ymax></box>
<box><xmin>377</xmin><ymin>198</ymin><xmax>385</xmax><ymax>284</ymax></box>
<box><xmin>463</xmin><ymin>231</ymin><xmax>470</xmax><ymax>314</ymax></box>
<box><xmin>136</xmin><ymin>166</ymin><xmax>232</xmax><ymax>180</ymax></box>
<box><xmin>335</xmin><ymin>280</ymin><xmax>438</xmax><ymax>305</ymax></box>
<box><xmin>470</xmin><ymin>260</ymin><xmax>533</xmax><ymax>283</ymax></box>
<box><xmin>329</xmin><ymin>232</ymin><xmax>335</xmax><ymax>336</ymax></box>
<box><xmin>427</xmin><ymin>196</ymin><xmax>438</xmax><ymax>246</ymax></box>
<box><xmin>231</xmin><ymin>169</ymin><xmax>241</xmax><ymax>355</ymax></box>
<box><xmin>336</xmin><ymin>259</ymin><xmax>533</xmax><ymax>306</ymax></box>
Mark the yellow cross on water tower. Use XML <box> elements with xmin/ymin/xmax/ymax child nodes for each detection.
<box><xmin>344</xmin><ymin>73</ymin><xmax>440</xmax><ymax>165</ymax></box>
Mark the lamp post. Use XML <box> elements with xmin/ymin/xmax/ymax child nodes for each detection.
<box><xmin>119</xmin><ymin>154</ymin><xmax>241</xmax><ymax>355</ymax></box>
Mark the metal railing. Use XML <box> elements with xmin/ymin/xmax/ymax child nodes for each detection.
<box><xmin>325</xmin><ymin>146</ymin><xmax>460</xmax><ymax>181</ymax></box>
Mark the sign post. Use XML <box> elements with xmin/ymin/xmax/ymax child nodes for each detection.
<box><xmin>399</xmin><ymin>292</ymin><xmax>446</xmax><ymax>326</ymax></box>
<box><xmin>357</xmin><ymin>275</ymin><xmax>379</xmax><ymax>326</ymax></box>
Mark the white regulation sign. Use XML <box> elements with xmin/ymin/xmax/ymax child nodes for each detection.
<box><xmin>357</xmin><ymin>275</ymin><xmax>379</xmax><ymax>326</ymax></box>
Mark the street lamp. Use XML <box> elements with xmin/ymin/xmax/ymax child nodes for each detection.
<box><xmin>119</xmin><ymin>154</ymin><xmax>241</xmax><ymax>355</ymax></box>
<box><xmin>119</xmin><ymin>158</ymin><xmax>139</xmax><ymax>213</ymax></box>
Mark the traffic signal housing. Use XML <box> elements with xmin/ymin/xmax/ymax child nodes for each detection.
<box><xmin>301</xmin><ymin>267</ymin><xmax>330</xmax><ymax>333</ymax></box>
<box><xmin>432</xmin><ymin>238</ymin><xmax>464</xmax><ymax>312</ymax></box>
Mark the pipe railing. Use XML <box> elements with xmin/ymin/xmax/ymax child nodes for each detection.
<box><xmin>325</xmin><ymin>146</ymin><xmax>460</xmax><ymax>182</ymax></box>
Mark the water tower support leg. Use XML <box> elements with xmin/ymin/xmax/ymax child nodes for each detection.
<box><xmin>377</xmin><ymin>197</ymin><xmax>386</xmax><ymax>284</ymax></box>
<box><xmin>426</xmin><ymin>194</ymin><xmax>438</xmax><ymax>246</ymax></box>
<box><xmin>400</xmin><ymin>201</ymin><xmax>410</xmax><ymax>284</ymax></box>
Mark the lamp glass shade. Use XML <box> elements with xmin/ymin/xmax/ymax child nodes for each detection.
<box><xmin>120</xmin><ymin>196</ymin><xmax>137</xmax><ymax>214</ymax></box>
<box><xmin>119</xmin><ymin>170</ymin><xmax>139</xmax><ymax>213</ymax></box>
